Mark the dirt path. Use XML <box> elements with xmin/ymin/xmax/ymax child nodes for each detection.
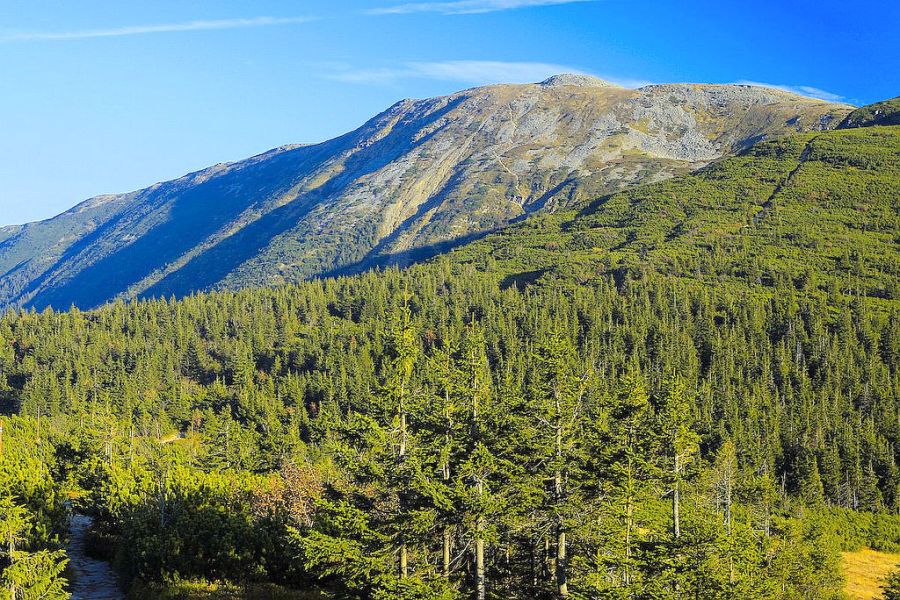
<box><xmin>67</xmin><ymin>514</ymin><xmax>124</xmax><ymax>600</ymax></box>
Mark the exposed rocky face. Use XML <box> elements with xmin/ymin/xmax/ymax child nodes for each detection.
<box><xmin>0</xmin><ymin>76</ymin><xmax>851</xmax><ymax>310</ymax></box>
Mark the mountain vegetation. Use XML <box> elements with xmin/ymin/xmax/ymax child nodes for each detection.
<box><xmin>444</xmin><ymin>123</ymin><xmax>900</xmax><ymax>300</ymax></box>
<box><xmin>0</xmin><ymin>101</ymin><xmax>897</xmax><ymax>598</ymax></box>
<box><xmin>841</xmin><ymin>97</ymin><xmax>900</xmax><ymax>129</ymax></box>
<box><xmin>0</xmin><ymin>78</ymin><xmax>850</xmax><ymax>312</ymax></box>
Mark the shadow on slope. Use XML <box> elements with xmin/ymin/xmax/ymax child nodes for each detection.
<box><xmin>140</xmin><ymin>97</ymin><xmax>470</xmax><ymax>300</ymax></box>
<box><xmin>26</xmin><ymin>144</ymin><xmax>341</xmax><ymax>310</ymax></box>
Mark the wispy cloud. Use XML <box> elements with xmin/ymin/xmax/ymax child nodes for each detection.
<box><xmin>0</xmin><ymin>16</ymin><xmax>314</xmax><ymax>42</ymax></box>
<box><xmin>734</xmin><ymin>80</ymin><xmax>846</xmax><ymax>103</ymax></box>
<box><xmin>369</xmin><ymin>0</ymin><xmax>598</xmax><ymax>15</ymax></box>
<box><xmin>325</xmin><ymin>61</ymin><xmax>585</xmax><ymax>85</ymax></box>
<box><xmin>318</xmin><ymin>60</ymin><xmax>649</xmax><ymax>88</ymax></box>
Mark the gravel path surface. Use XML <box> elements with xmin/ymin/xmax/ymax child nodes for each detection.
<box><xmin>67</xmin><ymin>514</ymin><xmax>123</xmax><ymax>600</ymax></box>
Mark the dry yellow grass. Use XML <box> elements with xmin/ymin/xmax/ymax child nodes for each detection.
<box><xmin>842</xmin><ymin>548</ymin><xmax>900</xmax><ymax>600</ymax></box>
<box><xmin>128</xmin><ymin>580</ymin><xmax>330</xmax><ymax>599</ymax></box>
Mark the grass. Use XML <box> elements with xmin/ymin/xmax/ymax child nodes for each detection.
<box><xmin>842</xmin><ymin>548</ymin><xmax>899</xmax><ymax>600</ymax></box>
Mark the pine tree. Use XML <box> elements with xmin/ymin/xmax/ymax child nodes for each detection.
<box><xmin>599</xmin><ymin>375</ymin><xmax>660</xmax><ymax>593</ymax></box>
<box><xmin>1</xmin><ymin>550</ymin><xmax>70</xmax><ymax>600</ymax></box>
<box><xmin>711</xmin><ymin>440</ymin><xmax>739</xmax><ymax>593</ymax></box>
<box><xmin>883</xmin><ymin>569</ymin><xmax>900</xmax><ymax>600</ymax></box>
<box><xmin>659</xmin><ymin>375</ymin><xmax>699</xmax><ymax>540</ymax></box>
<box><xmin>534</xmin><ymin>332</ymin><xmax>585</xmax><ymax>599</ymax></box>
<box><xmin>0</xmin><ymin>497</ymin><xmax>28</xmax><ymax>561</ymax></box>
<box><xmin>800</xmin><ymin>454</ymin><xmax>826</xmax><ymax>507</ymax></box>
<box><xmin>384</xmin><ymin>291</ymin><xmax>419</xmax><ymax>579</ymax></box>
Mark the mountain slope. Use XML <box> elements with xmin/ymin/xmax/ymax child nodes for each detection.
<box><xmin>840</xmin><ymin>96</ymin><xmax>900</xmax><ymax>128</ymax></box>
<box><xmin>0</xmin><ymin>76</ymin><xmax>850</xmax><ymax>310</ymax></box>
<box><xmin>440</xmin><ymin>123</ymin><xmax>900</xmax><ymax>302</ymax></box>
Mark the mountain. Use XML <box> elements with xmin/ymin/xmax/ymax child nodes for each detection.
<box><xmin>0</xmin><ymin>76</ymin><xmax>851</xmax><ymax>310</ymax></box>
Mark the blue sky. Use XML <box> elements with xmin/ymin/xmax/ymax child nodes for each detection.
<box><xmin>1</xmin><ymin>0</ymin><xmax>897</xmax><ymax>226</ymax></box>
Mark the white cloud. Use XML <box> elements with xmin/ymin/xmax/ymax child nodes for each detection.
<box><xmin>369</xmin><ymin>0</ymin><xmax>598</xmax><ymax>15</ymax></box>
<box><xmin>734</xmin><ymin>80</ymin><xmax>846</xmax><ymax>103</ymax></box>
<box><xmin>319</xmin><ymin>60</ymin><xmax>649</xmax><ymax>88</ymax></box>
<box><xmin>595</xmin><ymin>74</ymin><xmax>653</xmax><ymax>89</ymax></box>
<box><xmin>0</xmin><ymin>16</ymin><xmax>314</xmax><ymax>42</ymax></box>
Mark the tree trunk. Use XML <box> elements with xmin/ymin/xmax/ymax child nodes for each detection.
<box><xmin>476</xmin><ymin>500</ymin><xmax>486</xmax><ymax>600</ymax></box>
<box><xmin>443</xmin><ymin>526</ymin><xmax>451</xmax><ymax>579</ymax></box>
<box><xmin>472</xmin><ymin>352</ymin><xmax>486</xmax><ymax>599</ymax></box>
<box><xmin>556</xmin><ymin>525</ymin><xmax>568</xmax><ymax>598</ymax></box>
<box><xmin>624</xmin><ymin>453</ymin><xmax>634</xmax><ymax>587</ymax></box>
<box><xmin>398</xmin><ymin>379</ymin><xmax>407</xmax><ymax>457</ymax></box>
<box><xmin>400</xmin><ymin>543</ymin><xmax>408</xmax><ymax>579</ymax></box>
<box><xmin>399</xmin><ymin>383</ymin><xmax>408</xmax><ymax>579</ymax></box>
<box><xmin>554</xmin><ymin>394</ymin><xmax>569</xmax><ymax>598</ymax></box>
<box><xmin>475</xmin><ymin>534</ymin><xmax>486</xmax><ymax>600</ymax></box>
<box><xmin>673</xmin><ymin>453</ymin><xmax>681</xmax><ymax>539</ymax></box>
<box><xmin>726</xmin><ymin>471</ymin><xmax>734</xmax><ymax>588</ymax></box>
<box><xmin>544</xmin><ymin>536</ymin><xmax>553</xmax><ymax>583</ymax></box>
<box><xmin>442</xmin><ymin>405</ymin><xmax>452</xmax><ymax>580</ymax></box>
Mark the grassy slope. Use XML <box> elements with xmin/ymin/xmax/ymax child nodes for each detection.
<box><xmin>842</xmin><ymin>549</ymin><xmax>899</xmax><ymax>600</ymax></box>
<box><xmin>438</xmin><ymin>125</ymin><xmax>900</xmax><ymax>305</ymax></box>
<box><xmin>841</xmin><ymin>97</ymin><xmax>900</xmax><ymax>129</ymax></box>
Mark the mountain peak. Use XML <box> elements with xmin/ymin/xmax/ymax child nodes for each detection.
<box><xmin>538</xmin><ymin>73</ymin><xmax>620</xmax><ymax>89</ymax></box>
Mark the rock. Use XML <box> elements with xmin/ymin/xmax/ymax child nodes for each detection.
<box><xmin>539</xmin><ymin>74</ymin><xmax>621</xmax><ymax>88</ymax></box>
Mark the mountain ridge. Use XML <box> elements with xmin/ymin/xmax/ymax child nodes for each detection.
<box><xmin>0</xmin><ymin>77</ymin><xmax>853</xmax><ymax>310</ymax></box>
